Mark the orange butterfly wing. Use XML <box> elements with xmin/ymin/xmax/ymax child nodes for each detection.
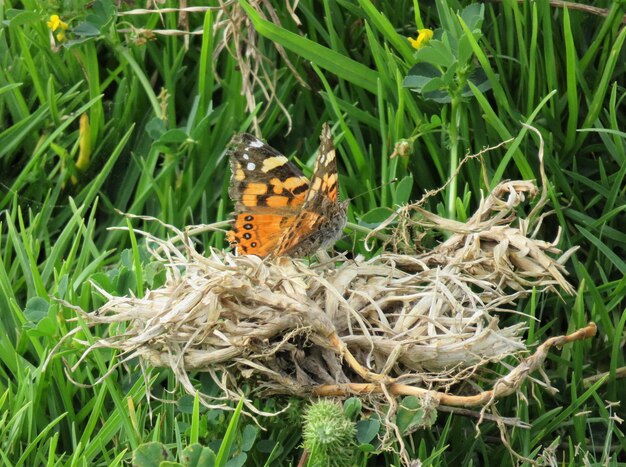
<box><xmin>227</xmin><ymin>133</ymin><xmax>308</xmax><ymax>257</ymax></box>
<box><xmin>272</xmin><ymin>124</ymin><xmax>346</xmax><ymax>257</ymax></box>
<box><xmin>227</xmin><ymin>214</ymin><xmax>295</xmax><ymax>257</ymax></box>
<box><xmin>227</xmin><ymin>124</ymin><xmax>346</xmax><ymax>258</ymax></box>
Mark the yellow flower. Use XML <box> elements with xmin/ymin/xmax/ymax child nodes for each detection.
<box><xmin>408</xmin><ymin>28</ymin><xmax>433</xmax><ymax>50</ymax></box>
<box><xmin>47</xmin><ymin>14</ymin><xmax>68</xmax><ymax>32</ymax></box>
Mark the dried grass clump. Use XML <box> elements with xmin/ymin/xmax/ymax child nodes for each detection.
<box><xmin>53</xmin><ymin>132</ymin><xmax>597</xmax><ymax>456</ymax></box>
<box><xmin>69</xmin><ymin>139</ymin><xmax>597</xmax><ymax>418</ymax></box>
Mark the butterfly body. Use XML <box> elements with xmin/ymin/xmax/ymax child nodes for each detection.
<box><xmin>227</xmin><ymin>124</ymin><xmax>347</xmax><ymax>258</ymax></box>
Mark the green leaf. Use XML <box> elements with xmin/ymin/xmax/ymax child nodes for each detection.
<box><xmin>421</xmin><ymin>90</ymin><xmax>451</xmax><ymax>103</ymax></box>
<box><xmin>63</xmin><ymin>36</ymin><xmax>99</xmax><ymax>48</ymax></box>
<box><xmin>396</xmin><ymin>396</ymin><xmax>437</xmax><ymax>432</ymax></box>
<box><xmin>215</xmin><ymin>398</ymin><xmax>244</xmax><ymax>467</ymax></box>
<box><xmin>159</xmin><ymin>129</ymin><xmax>189</xmax><ymax>145</ymax></box>
<box><xmin>132</xmin><ymin>442</ymin><xmax>170</xmax><ymax>467</ymax></box>
<box><xmin>440</xmin><ymin>62</ymin><xmax>459</xmax><ymax>87</ymax></box>
<box><xmin>0</xmin><ymin>82</ymin><xmax>22</xmax><ymax>98</ymax></box>
<box><xmin>458</xmin><ymin>13</ymin><xmax>511</xmax><ymax>116</ymax></box>
<box><xmin>435</xmin><ymin>0</ymin><xmax>461</xmax><ymax>40</ymax></box>
<box><xmin>114</xmin><ymin>267</ymin><xmax>137</xmax><ymax>296</ymax></box>
<box><xmin>460</xmin><ymin>3</ymin><xmax>484</xmax><ymax>31</ymax></box>
<box><xmin>576</xmin><ymin>226</ymin><xmax>626</xmax><ymax>275</ymax></box>
<box><xmin>144</xmin><ymin>261</ymin><xmax>165</xmax><ymax>289</ymax></box>
<box><xmin>240</xmin><ymin>425</ymin><xmax>258</xmax><ymax>452</ymax></box>
<box><xmin>255</xmin><ymin>439</ymin><xmax>278</xmax><ymax>454</ymax></box>
<box><xmin>359</xmin><ymin>207</ymin><xmax>393</xmax><ymax>224</ymax></box>
<box><xmin>357</xmin><ymin>443</ymin><xmax>376</xmax><ymax>453</ymax></box>
<box><xmin>578</xmin><ymin>25</ymin><xmax>626</xmax><ymax>149</ymax></box>
<box><xmin>90</xmin><ymin>272</ymin><xmax>114</xmax><ymax>293</ymax></box>
<box><xmin>356</xmin><ymin>419</ymin><xmax>380</xmax><ymax>444</ymax></box>
<box><xmin>224</xmin><ymin>453</ymin><xmax>247</xmax><ymax>467</ymax></box>
<box><xmin>343</xmin><ymin>397</ymin><xmax>362</xmax><ymax>420</ymax></box>
<box><xmin>460</xmin><ymin>68</ymin><xmax>493</xmax><ymax>97</ymax></box>
<box><xmin>393</xmin><ymin>175</ymin><xmax>414</xmax><ymax>206</ymax></box>
<box><xmin>415</xmin><ymin>39</ymin><xmax>456</xmax><ymax>68</ymax></box>
<box><xmin>402</xmin><ymin>62</ymin><xmax>441</xmax><ymax>90</ymax></box>
<box><xmin>146</xmin><ymin>118</ymin><xmax>167</xmax><ymax>140</ymax></box>
<box><xmin>562</xmin><ymin>8</ymin><xmax>578</xmax><ymax>153</ymax></box>
<box><xmin>239</xmin><ymin>0</ymin><xmax>378</xmax><ymax>94</ymax></box>
<box><xmin>357</xmin><ymin>0</ymin><xmax>415</xmax><ymax>63</ymax></box>
<box><xmin>0</xmin><ymin>106</ymin><xmax>48</xmax><ymax>162</ymax></box>
<box><xmin>457</xmin><ymin>34</ymin><xmax>474</xmax><ymax>66</ymax></box>
<box><xmin>190</xmin><ymin>392</ymin><xmax>201</xmax><ymax>444</ymax></box>
<box><xmin>86</xmin><ymin>0</ymin><xmax>115</xmax><ymax>28</ymax></box>
<box><xmin>421</xmin><ymin>77</ymin><xmax>446</xmax><ymax>94</ymax></box>
<box><xmin>23</xmin><ymin>297</ymin><xmax>49</xmax><ymax>323</ymax></box>
<box><xmin>72</xmin><ymin>22</ymin><xmax>101</xmax><ymax>37</ymax></box>
<box><xmin>181</xmin><ymin>444</ymin><xmax>216</xmax><ymax>467</ymax></box>
<box><xmin>5</xmin><ymin>9</ymin><xmax>40</xmax><ymax>26</ymax></box>
<box><xmin>22</xmin><ymin>294</ymin><xmax>57</xmax><ymax>336</ymax></box>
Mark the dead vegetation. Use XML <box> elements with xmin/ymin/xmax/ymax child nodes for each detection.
<box><xmin>52</xmin><ymin>134</ymin><xmax>597</xmax><ymax>465</ymax></box>
<box><xmin>69</xmin><ymin>138</ymin><xmax>594</xmax><ymax>405</ymax></box>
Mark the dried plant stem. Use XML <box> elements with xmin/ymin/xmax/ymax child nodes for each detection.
<box><xmin>296</xmin><ymin>450</ymin><xmax>309</xmax><ymax>467</ymax></box>
<box><xmin>437</xmin><ymin>406</ymin><xmax>530</xmax><ymax>428</ymax></box>
<box><xmin>583</xmin><ymin>365</ymin><xmax>626</xmax><ymax>388</ymax></box>
<box><xmin>313</xmin><ymin>323</ymin><xmax>597</xmax><ymax>405</ymax></box>
<box><xmin>117</xmin><ymin>6</ymin><xmax>223</xmax><ymax>16</ymax></box>
<box><xmin>117</xmin><ymin>28</ymin><xmax>204</xmax><ymax>36</ymax></box>
<box><xmin>487</xmin><ymin>0</ymin><xmax>626</xmax><ymax>24</ymax></box>
<box><xmin>328</xmin><ymin>333</ymin><xmax>393</xmax><ymax>384</ymax></box>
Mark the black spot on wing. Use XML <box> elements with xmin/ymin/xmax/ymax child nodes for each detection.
<box><xmin>292</xmin><ymin>183</ymin><xmax>308</xmax><ymax>195</ymax></box>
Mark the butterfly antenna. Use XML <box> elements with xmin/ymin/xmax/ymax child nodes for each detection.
<box><xmin>348</xmin><ymin>178</ymin><xmax>399</xmax><ymax>202</ymax></box>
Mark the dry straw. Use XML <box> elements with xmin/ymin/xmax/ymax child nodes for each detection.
<box><xmin>60</xmin><ymin>128</ymin><xmax>596</xmax><ymax>427</ymax></box>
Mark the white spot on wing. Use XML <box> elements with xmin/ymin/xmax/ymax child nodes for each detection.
<box><xmin>242</xmin><ymin>153</ymin><xmax>249</xmax><ymax>160</ymax></box>
<box><xmin>249</xmin><ymin>139</ymin><xmax>264</xmax><ymax>148</ymax></box>
<box><xmin>246</xmin><ymin>162</ymin><xmax>256</xmax><ymax>171</ymax></box>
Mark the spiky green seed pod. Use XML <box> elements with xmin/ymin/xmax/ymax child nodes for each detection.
<box><xmin>302</xmin><ymin>400</ymin><xmax>357</xmax><ymax>467</ymax></box>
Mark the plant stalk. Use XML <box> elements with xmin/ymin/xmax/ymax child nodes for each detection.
<box><xmin>447</xmin><ymin>96</ymin><xmax>461</xmax><ymax>220</ymax></box>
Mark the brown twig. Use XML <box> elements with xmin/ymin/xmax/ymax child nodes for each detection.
<box><xmin>328</xmin><ymin>332</ymin><xmax>394</xmax><ymax>384</ymax></box>
<box><xmin>487</xmin><ymin>0</ymin><xmax>626</xmax><ymax>24</ymax></box>
<box><xmin>583</xmin><ymin>365</ymin><xmax>626</xmax><ymax>388</ymax></box>
<box><xmin>296</xmin><ymin>449</ymin><xmax>309</xmax><ymax>467</ymax></box>
<box><xmin>312</xmin><ymin>323</ymin><xmax>597</xmax><ymax>405</ymax></box>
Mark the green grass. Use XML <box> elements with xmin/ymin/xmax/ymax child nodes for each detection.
<box><xmin>1</xmin><ymin>0</ymin><xmax>625</xmax><ymax>465</ymax></box>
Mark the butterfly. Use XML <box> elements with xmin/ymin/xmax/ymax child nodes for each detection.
<box><xmin>226</xmin><ymin>123</ymin><xmax>348</xmax><ymax>258</ymax></box>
